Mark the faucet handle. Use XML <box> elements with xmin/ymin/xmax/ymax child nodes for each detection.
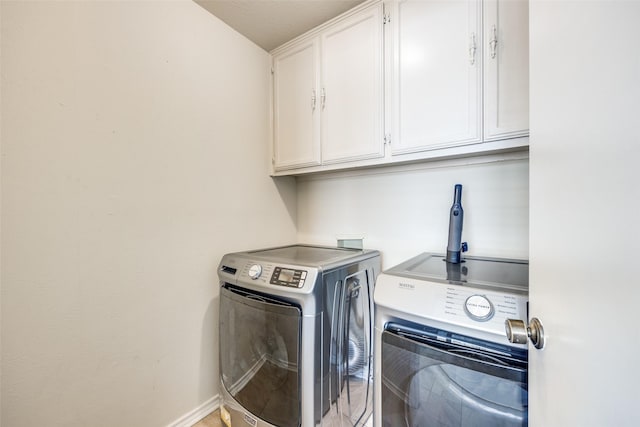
<box><xmin>461</xmin><ymin>242</ymin><xmax>468</xmax><ymax>252</ymax></box>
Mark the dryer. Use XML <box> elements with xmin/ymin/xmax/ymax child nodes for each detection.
<box><xmin>218</xmin><ymin>245</ymin><xmax>380</xmax><ymax>427</ymax></box>
<box><xmin>374</xmin><ymin>253</ymin><xmax>529</xmax><ymax>427</ymax></box>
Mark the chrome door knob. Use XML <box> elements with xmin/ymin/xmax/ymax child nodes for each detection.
<box><xmin>505</xmin><ymin>317</ymin><xmax>546</xmax><ymax>349</ymax></box>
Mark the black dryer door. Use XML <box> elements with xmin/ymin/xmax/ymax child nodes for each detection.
<box><xmin>381</xmin><ymin>323</ymin><xmax>528</xmax><ymax>427</ymax></box>
<box><xmin>220</xmin><ymin>285</ymin><xmax>302</xmax><ymax>427</ymax></box>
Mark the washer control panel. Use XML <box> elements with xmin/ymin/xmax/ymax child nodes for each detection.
<box><xmin>375</xmin><ymin>274</ymin><xmax>527</xmax><ymax>341</ymax></box>
<box><xmin>444</xmin><ymin>286</ymin><xmax>521</xmax><ymax>329</ymax></box>
<box><xmin>270</xmin><ymin>266</ymin><xmax>308</xmax><ymax>288</ymax></box>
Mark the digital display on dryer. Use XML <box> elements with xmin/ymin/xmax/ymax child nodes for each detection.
<box><xmin>278</xmin><ymin>269</ymin><xmax>295</xmax><ymax>282</ymax></box>
<box><xmin>270</xmin><ymin>267</ymin><xmax>306</xmax><ymax>287</ymax></box>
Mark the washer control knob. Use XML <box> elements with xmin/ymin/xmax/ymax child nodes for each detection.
<box><xmin>248</xmin><ymin>264</ymin><xmax>262</xmax><ymax>280</ymax></box>
<box><xmin>464</xmin><ymin>295</ymin><xmax>494</xmax><ymax>321</ymax></box>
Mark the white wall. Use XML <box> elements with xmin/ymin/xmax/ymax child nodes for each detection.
<box><xmin>297</xmin><ymin>154</ymin><xmax>529</xmax><ymax>269</ymax></box>
<box><xmin>0</xmin><ymin>1</ymin><xmax>296</xmax><ymax>426</ymax></box>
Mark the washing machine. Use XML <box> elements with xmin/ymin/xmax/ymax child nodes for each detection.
<box><xmin>218</xmin><ymin>244</ymin><xmax>380</xmax><ymax>427</ymax></box>
<box><xmin>374</xmin><ymin>253</ymin><xmax>529</xmax><ymax>427</ymax></box>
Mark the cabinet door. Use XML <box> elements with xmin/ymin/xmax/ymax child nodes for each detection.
<box><xmin>483</xmin><ymin>0</ymin><xmax>529</xmax><ymax>140</ymax></box>
<box><xmin>391</xmin><ymin>0</ymin><xmax>481</xmax><ymax>155</ymax></box>
<box><xmin>273</xmin><ymin>39</ymin><xmax>321</xmax><ymax>170</ymax></box>
<box><xmin>321</xmin><ymin>3</ymin><xmax>384</xmax><ymax>164</ymax></box>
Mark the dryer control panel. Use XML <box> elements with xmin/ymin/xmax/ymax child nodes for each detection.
<box><xmin>228</xmin><ymin>260</ymin><xmax>316</xmax><ymax>290</ymax></box>
<box><xmin>270</xmin><ymin>266</ymin><xmax>308</xmax><ymax>288</ymax></box>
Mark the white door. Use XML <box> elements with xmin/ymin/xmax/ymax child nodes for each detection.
<box><xmin>321</xmin><ymin>3</ymin><xmax>384</xmax><ymax>164</ymax></box>
<box><xmin>272</xmin><ymin>39</ymin><xmax>321</xmax><ymax>170</ymax></box>
<box><xmin>529</xmin><ymin>1</ymin><xmax>640</xmax><ymax>425</ymax></box>
<box><xmin>391</xmin><ymin>0</ymin><xmax>481</xmax><ymax>154</ymax></box>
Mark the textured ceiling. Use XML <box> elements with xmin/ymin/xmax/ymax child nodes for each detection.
<box><xmin>194</xmin><ymin>0</ymin><xmax>366</xmax><ymax>52</ymax></box>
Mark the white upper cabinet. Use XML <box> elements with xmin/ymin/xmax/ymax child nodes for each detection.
<box><xmin>321</xmin><ymin>5</ymin><xmax>384</xmax><ymax>164</ymax></box>
<box><xmin>271</xmin><ymin>1</ymin><xmax>384</xmax><ymax>173</ymax></box>
<box><xmin>483</xmin><ymin>0</ymin><xmax>529</xmax><ymax>140</ymax></box>
<box><xmin>272</xmin><ymin>39</ymin><xmax>321</xmax><ymax>170</ymax></box>
<box><xmin>390</xmin><ymin>0</ymin><xmax>482</xmax><ymax>154</ymax></box>
<box><xmin>388</xmin><ymin>0</ymin><xmax>529</xmax><ymax>158</ymax></box>
<box><xmin>270</xmin><ymin>0</ymin><xmax>529</xmax><ymax>175</ymax></box>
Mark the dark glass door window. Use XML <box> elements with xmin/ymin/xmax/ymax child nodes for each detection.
<box><xmin>220</xmin><ymin>285</ymin><xmax>302</xmax><ymax>427</ymax></box>
<box><xmin>381</xmin><ymin>324</ymin><xmax>528</xmax><ymax>427</ymax></box>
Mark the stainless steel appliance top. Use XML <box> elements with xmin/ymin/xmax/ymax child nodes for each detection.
<box><xmin>385</xmin><ymin>252</ymin><xmax>528</xmax><ymax>293</ymax></box>
<box><xmin>245</xmin><ymin>244</ymin><xmax>377</xmax><ymax>267</ymax></box>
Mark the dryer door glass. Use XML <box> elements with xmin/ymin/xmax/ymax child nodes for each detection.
<box><xmin>220</xmin><ymin>285</ymin><xmax>302</xmax><ymax>427</ymax></box>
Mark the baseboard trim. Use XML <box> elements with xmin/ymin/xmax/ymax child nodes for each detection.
<box><xmin>167</xmin><ymin>395</ymin><xmax>219</xmax><ymax>427</ymax></box>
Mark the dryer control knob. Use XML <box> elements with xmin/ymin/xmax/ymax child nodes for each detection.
<box><xmin>248</xmin><ymin>264</ymin><xmax>262</xmax><ymax>280</ymax></box>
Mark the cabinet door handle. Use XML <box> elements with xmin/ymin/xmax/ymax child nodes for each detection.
<box><xmin>489</xmin><ymin>25</ymin><xmax>498</xmax><ymax>59</ymax></box>
<box><xmin>311</xmin><ymin>88</ymin><xmax>317</xmax><ymax>111</ymax></box>
<box><xmin>469</xmin><ymin>32</ymin><xmax>477</xmax><ymax>65</ymax></box>
<box><xmin>321</xmin><ymin>87</ymin><xmax>326</xmax><ymax>110</ymax></box>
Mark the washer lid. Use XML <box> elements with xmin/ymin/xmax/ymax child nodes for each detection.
<box><xmin>386</xmin><ymin>253</ymin><xmax>528</xmax><ymax>293</ymax></box>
